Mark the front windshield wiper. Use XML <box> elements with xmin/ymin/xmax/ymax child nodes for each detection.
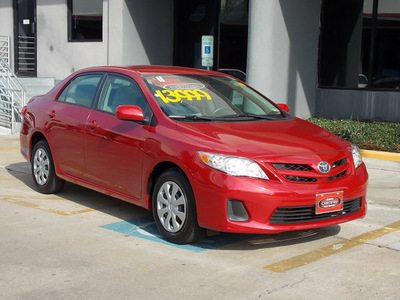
<box><xmin>169</xmin><ymin>115</ymin><xmax>216</xmax><ymax>121</ymax></box>
<box><xmin>234</xmin><ymin>113</ymin><xmax>279</xmax><ymax>120</ymax></box>
<box><xmin>169</xmin><ymin>113</ymin><xmax>283</xmax><ymax>122</ymax></box>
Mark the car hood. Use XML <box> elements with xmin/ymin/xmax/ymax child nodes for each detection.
<box><xmin>176</xmin><ymin>118</ymin><xmax>350</xmax><ymax>158</ymax></box>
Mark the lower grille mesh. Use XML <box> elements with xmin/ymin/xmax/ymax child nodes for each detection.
<box><xmin>270</xmin><ymin>197</ymin><xmax>362</xmax><ymax>224</ymax></box>
<box><xmin>284</xmin><ymin>175</ymin><xmax>317</xmax><ymax>183</ymax></box>
<box><xmin>328</xmin><ymin>170</ymin><xmax>347</xmax><ymax>181</ymax></box>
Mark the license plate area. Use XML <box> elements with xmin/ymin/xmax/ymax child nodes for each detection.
<box><xmin>316</xmin><ymin>191</ymin><xmax>344</xmax><ymax>215</ymax></box>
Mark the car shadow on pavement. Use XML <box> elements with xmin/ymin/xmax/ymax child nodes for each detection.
<box><xmin>101</xmin><ymin>215</ymin><xmax>342</xmax><ymax>252</ymax></box>
<box><xmin>6</xmin><ymin>161</ymin><xmax>342</xmax><ymax>252</ymax></box>
<box><xmin>5</xmin><ymin>162</ymin><xmax>149</xmax><ymax>220</ymax></box>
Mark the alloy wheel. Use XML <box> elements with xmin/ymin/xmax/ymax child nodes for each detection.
<box><xmin>156</xmin><ymin>181</ymin><xmax>187</xmax><ymax>233</ymax></box>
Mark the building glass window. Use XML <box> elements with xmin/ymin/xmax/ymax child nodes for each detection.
<box><xmin>319</xmin><ymin>0</ymin><xmax>400</xmax><ymax>90</ymax></box>
<box><xmin>68</xmin><ymin>0</ymin><xmax>103</xmax><ymax>42</ymax></box>
<box><xmin>369</xmin><ymin>0</ymin><xmax>400</xmax><ymax>88</ymax></box>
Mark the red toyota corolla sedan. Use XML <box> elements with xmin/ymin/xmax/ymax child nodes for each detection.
<box><xmin>20</xmin><ymin>66</ymin><xmax>368</xmax><ymax>244</ymax></box>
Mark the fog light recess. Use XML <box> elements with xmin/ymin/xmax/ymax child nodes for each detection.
<box><xmin>227</xmin><ymin>199</ymin><xmax>249</xmax><ymax>222</ymax></box>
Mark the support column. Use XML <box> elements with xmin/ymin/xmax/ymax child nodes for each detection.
<box><xmin>247</xmin><ymin>0</ymin><xmax>320</xmax><ymax>118</ymax></box>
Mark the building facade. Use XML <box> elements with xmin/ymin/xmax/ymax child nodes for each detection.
<box><xmin>1</xmin><ymin>0</ymin><xmax>399</xmax><ymax>121</ymax></box>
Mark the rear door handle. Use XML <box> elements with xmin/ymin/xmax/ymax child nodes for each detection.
<box><xmin>47</xmin><ymin>110</ymin><xmax>56</xmax><ymax>118</ymax></box>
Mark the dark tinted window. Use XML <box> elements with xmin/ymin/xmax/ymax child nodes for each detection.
<box><xmin>319</xmin><ymin>0</ymin><xmax>400</xmax><ymax>89</ymax></box>
<box><xmin>68</xmin><ymin>0</ymin><xmax>102</xmax><ymax>41</ymax></box>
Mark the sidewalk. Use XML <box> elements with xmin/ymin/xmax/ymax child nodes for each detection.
<box><xmin>363</xmin><ymin>157</ymin><xmax>400</xmax><ymax>208</ymax></box>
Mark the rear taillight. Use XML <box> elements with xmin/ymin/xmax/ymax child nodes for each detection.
<box><xmin>21</xmin><ymin>106</ymin><xmax>27</xmax><ymax>117</ymax></box>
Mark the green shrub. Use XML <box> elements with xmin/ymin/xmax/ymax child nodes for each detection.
<box><xmin>307</xmin><ymin>118</ymin><xmax>400</xmax><ymax>153</ymax></box>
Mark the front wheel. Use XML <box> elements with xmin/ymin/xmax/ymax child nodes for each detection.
<box><xmin>31</xmin><ymin>140</ymin><xmax>65</xmax><ymax>194</ymax></box>
<box><xmin>152</xmin><ymin>169</ymin><xmax>203</xmax><ymax>244</ymax></box>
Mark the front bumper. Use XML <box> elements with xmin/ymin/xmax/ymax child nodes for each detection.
<box><xmin>192</xmin><ymin>163</ymin><xmax>368</xmax><ymax>234</ymax></box>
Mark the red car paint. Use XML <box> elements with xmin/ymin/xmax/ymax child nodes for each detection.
<box><xmin>20</xmin><ymin>66</ymin><xmax>368</xmax><ymax>242</ymax></box>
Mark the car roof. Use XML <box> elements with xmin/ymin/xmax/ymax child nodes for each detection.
<box><xmin>77</xmin><ymin>65</ymin><xmax>223</xmax><ymax>77</ymax></box>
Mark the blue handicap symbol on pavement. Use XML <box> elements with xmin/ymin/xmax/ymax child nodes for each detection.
<box><xmin>100</xmin><ymin>216</ymin><xmax>247</xmax><ymax>252</ymax></box>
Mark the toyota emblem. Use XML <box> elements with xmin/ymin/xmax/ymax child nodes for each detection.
<box><xmin>318</xmin><ymin>161</ymin><xmax>331</xmax><ymax>173</ymax></box>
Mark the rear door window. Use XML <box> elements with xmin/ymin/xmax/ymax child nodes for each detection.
<box><xmin>57</xmin><ymin>74</ymin><xmax>102</xmax><ymax>108</ymax></box>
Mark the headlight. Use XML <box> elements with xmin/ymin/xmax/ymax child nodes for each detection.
<box><xmin>198</xmin><ymin>151</ymin><xmax>269</xmax><ymax>180</ymax></box>
<box><xmin>351</xmin><ymin>144</ymin><xmax>363</xmax><ymax>169</ymax></box>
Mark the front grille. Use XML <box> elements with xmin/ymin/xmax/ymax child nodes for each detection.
<box><xmin>284</xmin><ymin>175</ymin><xmax>317</xmax><ymax>183</ymax></box>
<box><xmin>328</xmin><ymin>170</ymin><xmax>347</xmax><ymax>181</ymax></box>
<box><xmin>270</xmin><ymin>197</ymin><xmax>362</xmax><ymax>224</ymax></box>
<box><xmin>268</xmin><ymin>156</ymin><xmax>349</xmax><ymax>184</ymax></box>
<box><xmin>273</xmin><ymin>163</ymin><xmax>312</xmax><ymax>171</ymax></box>
<box><xmin>332</xmin><ymin>158</ymin><xmax>347</xmax><ymax>168</ymax></box>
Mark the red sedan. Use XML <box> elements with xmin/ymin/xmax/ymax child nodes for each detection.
<box><xmin>20</xmin><ymin>66</ymin><xmax>368</xmax><ymax>244</ymax></box>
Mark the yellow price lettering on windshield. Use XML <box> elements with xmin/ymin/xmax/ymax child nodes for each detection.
<box><xmin>155</xmin><ymin>89</ymin><xmax>211</xmax><ymax>103</ymax></box>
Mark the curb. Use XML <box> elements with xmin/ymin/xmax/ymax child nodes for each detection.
<box><xmin>361</xmin><ymin>149</ymin><xmax>400</xmax><ymax>162</ymax></box>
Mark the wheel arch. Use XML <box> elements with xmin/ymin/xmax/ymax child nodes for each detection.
<box><xmin>29</xmin><ymin>131</ymin><xmax>47</xmax><ymax>160</ymax></box>
<box><xmin>146</xmin><ymin>161</ymin><xmax>191</xmax><ymax>211</ymax></box>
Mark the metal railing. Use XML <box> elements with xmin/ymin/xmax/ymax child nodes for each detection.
<box><xmin>0</xmin><ymin>35</ymin><xmax>10</xmax><ymax>65</ymax></box>
<box><xmin>0</xmin><ymin>39</ymin><xmax>26</xmax><ymax>134</ymax></box>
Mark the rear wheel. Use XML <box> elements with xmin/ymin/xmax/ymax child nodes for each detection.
<box><xmin>152</xmin><ymin>169</ymin><xmax>203</xmax><ymax>244</ymax></box>
<box><xmin>31</xmin><ymin>140</ymin><xmax>65</xmax><ymax>194</ymax></box>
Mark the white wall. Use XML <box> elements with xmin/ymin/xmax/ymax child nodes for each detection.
<box><xmin>247</xmin><ymin>0</ymin><xmax>320</xmax><ymax>119</ymax></box>
<box><xmin>109</xmin><ymin>0</ymin><xmax>174</xmax><ymax>66</ymax></box>
<box><xmin>36</xmin><ymin>0</ymin><xmax>108</xmax><ymax>79</ymax></box>
<box><xmin>0</xmin><ymin>0</ymin><xmax>15</xmax><ymax>70</ymax></box>
<box><xmin>37</xmin><ymin>0</ymin><xmax>174</xmax><ymax>80</ymax></box>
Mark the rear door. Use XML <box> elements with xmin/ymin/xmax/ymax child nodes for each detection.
<box><xmin>47</xmin><ymin>73</ymin><xmax>103</xmax><ymax>179</ymax></box>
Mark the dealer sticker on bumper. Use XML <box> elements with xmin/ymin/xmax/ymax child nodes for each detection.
<box><xmin>316</xmin><ymin>191</ymin><xmax>344</xmax><ymax>214</ymax></box>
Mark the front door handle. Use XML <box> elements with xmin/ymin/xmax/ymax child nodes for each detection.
<box><xmin>87</xmin><ymin>120</ymin><xmax>109</xmax><ymax>140</ymax></box>
<box><xmin>87</xmin><ymin>120</ymin><xmax>98</xmax><ymax>130</ymax></box>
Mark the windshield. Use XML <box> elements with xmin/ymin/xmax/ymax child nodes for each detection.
<box><xmin>143</xmin><ymin>74</ymin><xmax>286</xmax><ymax>121</ymax></box>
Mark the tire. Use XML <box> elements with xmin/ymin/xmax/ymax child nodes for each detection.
<box><xmin>152</xmin><ymin>169</ymin><xmax>203</xmax><ymax>244</ymax></box>
<box><xmin>31</xmin><ymin>140</ymin><xmax>65</xmax><ymax>194</ymax></box>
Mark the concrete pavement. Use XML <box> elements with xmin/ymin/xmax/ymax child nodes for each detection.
<box><xmin>0</xmin><ymin>135</ymin><xmax>399</xmax><ymax>299</ymax></box>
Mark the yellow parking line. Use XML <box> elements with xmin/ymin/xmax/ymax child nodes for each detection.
<box><xmin>2</xmin><ymin>197</ymin><xmax>95</xmax><ymax>215</ymax></box>
<box><xmin>0</xmin><ymin>174</ymin><xmax>30</xmax><ymax>180</ymax></box>
<box><xmin>1</xmin><ymin>195</ymin><xmax>120</xmax><ymax>216</ymax></box>
<box><xmin>264</xmin><ymin>220</ymin><xmax>400</xmax><ymax>272</ymax></box>
<box><xmin>1</xmin><ymin>194</ymin><xmax>64</xmax><ymax>201</ymax></box>
<box><xmin>0</xmin><ymin>146</ymin><xmax>20</xmax><ymax>151</ymax></box>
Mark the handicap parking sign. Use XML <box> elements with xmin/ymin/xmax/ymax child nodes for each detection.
<box><xmin>202</xmin><ymin>35</ymin><xmax>214</xmax><ymax>67</ymax></box>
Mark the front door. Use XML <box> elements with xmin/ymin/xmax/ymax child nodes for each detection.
<box><xmin>14</xmin><ymin>0</ymin><xmax>37</xmax><ymax>76</ymax></box>
<box><xmin>84</xmin><ymin>75</ymin><xmax>149</xmax><ymax>201</ymax></box>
